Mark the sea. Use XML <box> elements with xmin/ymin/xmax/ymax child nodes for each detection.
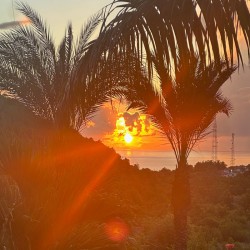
<box><xmin>116</xmin><ymin>150</ymin><xmax>250</xmax><ymax>171</ymax></box>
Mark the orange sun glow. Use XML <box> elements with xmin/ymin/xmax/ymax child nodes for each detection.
<box><xmin>124</xmin><ymin>132</ymin><xmax>133</xmax><ymax>144</ymax></box>
<box><xmin>104</xmin><ymin>218</ymin><xmax>130</xmax><ymax>242</ymax></box>
<box><xmin>107</xmin><ymin>112</ymin><xmax>156</xmax><ymax>149</ymax></box>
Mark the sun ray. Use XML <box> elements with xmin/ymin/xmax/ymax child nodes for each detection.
<box><xmin>37</xmin><ymin>153</ymin><xmax>118</xmax><ymax>249</ymax></box>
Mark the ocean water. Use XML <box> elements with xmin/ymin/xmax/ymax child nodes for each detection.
<box><xmin>116</xmin><ymin>150</ymin><xmax>250</xmax><ymax>171</ymax></box>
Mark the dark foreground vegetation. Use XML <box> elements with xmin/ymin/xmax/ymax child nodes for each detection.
<box><xmin>1</xmin><ymin>1</ymin><xmax>250</xmax><ymax>249</ymax></box>
<box><xmin>1</xmin><ymin>97</ymin><xmax>250</xmax><ymax>250</ymax></box>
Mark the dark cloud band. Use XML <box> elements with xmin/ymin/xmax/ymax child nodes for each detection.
<box><xmin>0</xmin><ymin>21</ymin><xmax>20</xmax><ymax>29</ymax></box>
<box><xmin>0</xmin><ymin>20</ymin><xmax>30</xmax><ymax>30</ymax></box>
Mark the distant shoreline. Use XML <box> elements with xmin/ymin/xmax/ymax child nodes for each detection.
<box><xmin>116</xmin><ymin>150</ymin><xmax>250</xmax><ymax>170</ymax></box>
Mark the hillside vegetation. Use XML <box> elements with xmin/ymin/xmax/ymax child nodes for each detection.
<box><xmin>0</xmin><ymin>97</ymin><xmax>250</xmax><ymax>249</ymax></box>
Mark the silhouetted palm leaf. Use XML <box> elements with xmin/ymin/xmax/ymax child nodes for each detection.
<box><xmin>123</xmin><ymin>54</ymin><xmax>236</xmax><ymax>248</ymax></box>
<box><xmin>125</xmin><ymin>55</ymin><xmax>236</xmax><ymax>162</ymax></box>
<box><xmin>92</xmin><ymin>0</ymin><xmax>250</xmax><ymax>81</ymax></box>
<box><xmin>0</xmin><ymin>3</ymin><xmax>108</xmax><ymax>130</ymax></box>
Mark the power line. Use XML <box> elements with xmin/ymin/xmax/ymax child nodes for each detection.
<box><xmin>230</xmin><ymin>133</ymin><xmax>235</xmax><ymax>166</ymax></box>
<box><xmin>211</xmin><ymin>118</ymin><xmax>218</xmax><ymax>161</ymax></box>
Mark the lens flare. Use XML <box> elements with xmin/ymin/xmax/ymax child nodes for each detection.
<box><xmin>104</xmin><ymin>218</ymin><xmax>129</xmax><ymax>242</ymax></box>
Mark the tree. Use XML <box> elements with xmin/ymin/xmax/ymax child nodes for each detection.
<box><xmin>93</xmin><ymin>1</ymin><xmax>250</xmax><ymax>249</ymax></box>
<box><xmin>194</xmin><ymin>160</ymin><xmax>227</xmax><ymax>172</ymax></box>
<box><xmin>123</xmin><ymin>55</ymin><xmax>236</xmax><ymax>249</ymax></box>
<box><xmin>0</xmin><ymin>3</ymin><xmax>109</xmax><ymax>131</ymax></box>
<box><xmin>93</xmin><ymin>0</ymin><xmax>250</xmax><ymax>80</ymax></box>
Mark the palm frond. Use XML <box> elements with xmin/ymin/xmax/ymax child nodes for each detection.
<box><xmin>74</xmin><ymin>10</ymin><xmax>103</xmax><ymax>64</ymax></box>
<box><xmin>95</xmin><ymin>0</ymin><xmax>250</xmax><ymax>84</ymax></box>
<box><xmin>16</xmin><ymin>1</ymin><xmax>56</xmax><ymax>63</ymax></box>
<box><xmin>0</xmin><ymin>4</ymin><xmax>110</xmax><ymax>131</ymax></box>
<box><xmin>122</xmin><ymin>51</ymin><xmax>236</xmax><ymax>164</ymax></box>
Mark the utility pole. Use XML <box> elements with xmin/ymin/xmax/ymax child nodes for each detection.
<box><xmin>212</xmin><ymin>118</ymin><xmax>218</xmax><ymax>161</ymax></box>
<box><xmin>230</xmin><ymin>133</ymin><xmax>235</xmax><ymax>166</ymax></box>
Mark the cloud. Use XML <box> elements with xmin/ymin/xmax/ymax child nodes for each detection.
<box><xmin>123</xmin><ymin>112</ymin><xmax>153</xmax><ymax>136</ymax></box>
<box><xmin>123</xmin><ymin>112</ymin><xmax>141</xmax><ymax>134</ymax></box>
<box><xmin>0</xmin><ymin>21</ymin><xmax>19</xmax><ymax>29</ymax></box>
<box><xmin>0</xmin><ymin>20</ymin><xmax>30</xmax><ymax>29</ymax></box>
<box><xmin>81</xmin><ymin>104</ymin><xmax>116</xmax><ymax>139</ymax></box>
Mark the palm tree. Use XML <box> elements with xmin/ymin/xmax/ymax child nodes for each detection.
<box><xmin>92</xmin><ymin>1</ymin><xmax>249</xmax><ymax>249</ymax></box>
<box><xmin>91</xmin><ymin>0</ymin><xmax>250</xmax><ymax>79</ymax></box>
<box><xmin>0</xmin><ymin>3</ymin><xmax>110</xmax><ymax>131</ymax></box>
<box><xmin>123</xmin><ymin>55</ymin><xmax>236</xmax><ymax>249</ymax></box>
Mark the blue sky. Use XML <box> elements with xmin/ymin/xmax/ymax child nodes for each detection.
<box><xmin>1</xmin><ymin>0</ymin><xmax>250</xmax><ymax>166</ymax></box>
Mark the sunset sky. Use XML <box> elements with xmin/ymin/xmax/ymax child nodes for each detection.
<box><xmin>1</xmin><ymin>0</ymin><xmax>250</xmax><ymax>168</ymax></box>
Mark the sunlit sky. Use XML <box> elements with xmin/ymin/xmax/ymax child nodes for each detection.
<box><xmin>1</xmin><ymin>0</ymin><xmax>250</xmax><ymax>168</ymax></box>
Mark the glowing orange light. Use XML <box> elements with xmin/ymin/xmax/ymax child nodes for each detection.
<box><xmin>109</xmin><ymin>112</ymin><xmax>155</xmax><ymax>148</ymax></box>
<box><xmin>38</xmin><ymin>152</ymin><xmax>118</xmax><ymax>250</ymax></box>
<box><xmin>116</xmin><ymin>117</ymin><xmax>126</xmax><ymax>130</ymax></box>
<box><xmin>104</xmin><ymin>218</ymin><xmax>129</xmax><ymax>242</ymax></box>
<box><xmin>124</xmin><ymin>133</ymin><xmax>133</xmax><ymax>144</ymax></box>
<box><xmin>19</xmin><ymin>18</ymin><xmax>31</xmax><ymax>26</ymax></box>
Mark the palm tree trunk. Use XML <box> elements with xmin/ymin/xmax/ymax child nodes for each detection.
<box><xmin>172</xmin><ymin>157</ymin><xmax>190</xmax><ymax>250</ymax></box>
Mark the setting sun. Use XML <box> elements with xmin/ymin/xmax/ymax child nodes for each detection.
<box><xmin>124</xmin><ymin>133</ymin><xmax>133</xmax><ymax>144</ymax></box>
<box><xmin>106</xmin><ymin>111</ymin><xmax>157</xmax><ymax>149</ymax></box>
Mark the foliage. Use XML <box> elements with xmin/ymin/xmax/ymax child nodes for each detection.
<box><xmin>94</xmin><ymin>1</ymin><xmax>250</xmax><ymax>248</ymax></box>
<box><xmin>95</xmin><ymin>0</ymin><xmax>250</xmax><ymax>81</ymax></box>
<box><xmin>1</xmin><ymin>1</ymin><xmax>250</xmax><ymax>248</ymax></box>
<box><xmin>1</xmin><ymin>116</ymin><xmax>250</xmax><ymax>249</ymax></box>
<box><xmin>124</xmin><ymin>56</ymin><xmax>235</xmax><ymax>164</ymax></box>
<box><xmin>194</xmin><ymin>160</ymin><xmax>227</xmax><ymax>172</ymax></box>
<box><xmin>189</xmin><ymin>162</ymin><xmax>250</xmax><ymax>249</ymax></box>
<box><xmin>0</xmin><ymin>175</ymin><xmax>22</xmax><ymax>250</ymax></box>
<box><xmin>0</xmin><ymin>3</ymin><xmax>111</xmax><ymax>130</ymax></box>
